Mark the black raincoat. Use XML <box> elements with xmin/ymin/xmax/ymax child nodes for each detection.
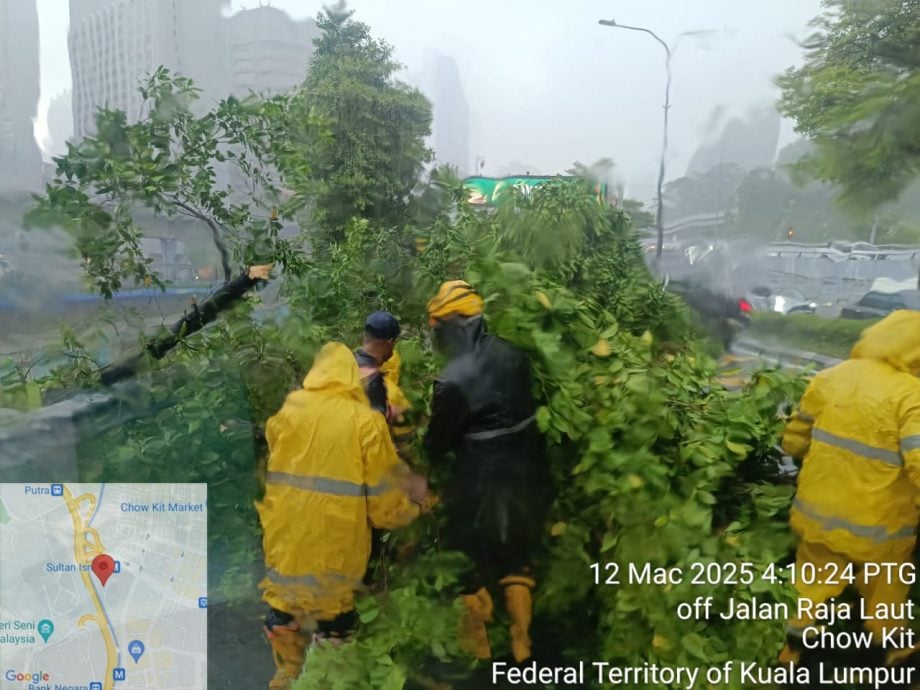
<box><xmin>424</xmin><ymin>316</ymin><xmax>552</xmax><ymax>581</ymax></box>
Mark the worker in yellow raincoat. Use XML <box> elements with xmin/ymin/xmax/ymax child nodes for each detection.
<box><xmin>779</xmin><ymin>310</ymin><xmax>920</xmax><ymax>667</ymax></box>
<box><xmin>256</xmin><ymin>342</ymin><xmax>428</xmax><ymax>690</ymax></box>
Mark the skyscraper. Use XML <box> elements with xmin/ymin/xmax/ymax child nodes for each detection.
<box><xmin>685</xmin><ymin>106</ymin><xmax>782</xmax><ymax>177</ymax></box>
<box><xmin>44</xmin><ymin>91</ymin><xmax>75</xmax><ymax>160</ymax></box>
<box><xmin>226</xmin><ymin>5</ymin><xmax>320</xmax><ymax>98</ymax></box>
<box><xmin>69</xmin><ymin>0</ymin><xmax>231</xmax><ymax>140</ymax></box>
<box><xmin>408</xmin><ymin>49</ymin><xmax>470</xmax><ymax>175</ymax></box>
<box><xmin>0</xmin><ymin>0</ymin><xmax>42</xmax><ymax>190</ymax></box>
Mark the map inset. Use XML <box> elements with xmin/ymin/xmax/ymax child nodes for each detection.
<box><xmin>0</xmin><ymin>483</ymin><xmax>207</xmax><ymax>689</ymax></box>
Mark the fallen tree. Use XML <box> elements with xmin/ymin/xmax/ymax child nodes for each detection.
<box><xmin>13</xmin><ymin>9</ymin><xmax>814</xmax><ymax>688</ymax></box>
<box><xmin>291</xmin><ymin>181</ymin><xmax>807</xmax><ymax>689</ymax></box>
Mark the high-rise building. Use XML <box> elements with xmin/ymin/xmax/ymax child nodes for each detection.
<box><xmin>69</xmin><ymin>0</ymin><xmax>232</xmax><ymax>140</ymax></box>
<box><xmin>226</xmin><ymin>6</ymin><xmax>320</xmax><ymax>98</ymax></box>
<box><xmin>408</xmin><ymin>49</ymin><xmax>470</xmax><ymax>175</ymax></box>
<box><xmin>685</xmin><ymin>106</ymin><xmax>781</xmax><ymax>177</ymax></box>
<box><xmin>0</xmin><ymin>0</ymin><xmax>42</xmax><ymax>190</ymax></box>
<box><xmin>44</xmin><ymin>91</ymin><xmax>75</xmax><ymax>160</ymax></box>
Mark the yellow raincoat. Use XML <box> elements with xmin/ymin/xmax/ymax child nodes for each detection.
<box><xmin>380</xmin><ymin>349</ymin><xmax>415</xmax><ymax>453</ymax></box>
<box><xmin>783</xmin><ymin>310</ymin><xmax>920</xmax><ymax>563</ymax></box>
<box><xmin>380</xmin><ymin>349</ymin><xmax>411</xmax><ymax>413</ymax></box>
<box><xmin>256</xmin><ymin>342</ymin><xmax>421</xmax><ymax>621</ymax></box>
<box><xmin>781</xmin><ymin>311</ymin><xmax>920</xmax><ymax>645</ymax></box>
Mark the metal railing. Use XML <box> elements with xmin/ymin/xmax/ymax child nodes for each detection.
<box><xmin>731</xmin><ymin>337</ymin><xmax>842</xmax><ymax>373</ymax></box>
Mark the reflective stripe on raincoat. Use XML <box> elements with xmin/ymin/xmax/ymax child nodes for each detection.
<box><xmin>256</xmin><ymin>342</ymin><xmax>421</xmax><ymax>619</ymax></box>
<box><xmin>782</xmin><ymin>310</ymin><xmax>920</xmax><ymax>562</ymax></box>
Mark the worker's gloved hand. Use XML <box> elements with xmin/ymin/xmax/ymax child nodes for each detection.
<box><xmin>263</xmin><ymin>618</ymin><xmax>298</xmax><ymax>641</ymax></box>
<box><xmin>420</xmin><ymin>491</ymin><xmax>440</xmax><ymax>514</ymax></box>
<box><xmin>387</xmin><ymin>404</ymin><xmax>408</xmax><ymax>423</ymax></box>
<box><xmin>248</xmin><ymin>264</ymin><xmax>274</xmax><ymax>281</ymax></box>
<box><xmin>406</xmin><ymin>472</ymin><xmax>428</xmax><ymax>505</ymax></box>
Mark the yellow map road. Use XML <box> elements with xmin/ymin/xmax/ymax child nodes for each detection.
<box><xmin>62</xmin><ymin>485</ymin><xmax>118</xmax><ymax>690</ymax></box>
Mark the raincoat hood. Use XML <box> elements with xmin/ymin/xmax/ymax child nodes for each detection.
<box><xmin>433</xmin><ymin>315</ymin><xmax>485</xmax><ymax>358</ymax></box>
<box><xmin>850</xmin><ymin>310</ymin><xmax>920</xmax><ymax>376</ymax></box>
<box><xmin>303</xmin><ymin>342</ymin><xmax>366</xmax><ymax>402</ymax></box>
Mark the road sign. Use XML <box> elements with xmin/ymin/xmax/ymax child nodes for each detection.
<box><xmin>462</xmin><ymin>176</ymin><xmax>608</xmax><ymax>207</ymax></box>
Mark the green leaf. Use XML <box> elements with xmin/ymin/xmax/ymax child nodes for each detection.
<box><xmin>725</xmin><ymin>440</ymin><xmax>750</xmax><ymax>458</ymax></box>
<box><xmin>681</xmin><ymin>632</ymin><xmax>708</xmax><ymax>660</ymax></box>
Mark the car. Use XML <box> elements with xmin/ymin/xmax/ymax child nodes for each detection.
<box><xmin>839</xmin><ymin>289</ymin><xmax>920</xmax><ymax>319</ymax></box>
<box><xmin>745</xmin><ymin>286</ymin><xmax>817</xmax><ymax>315</ymax></box>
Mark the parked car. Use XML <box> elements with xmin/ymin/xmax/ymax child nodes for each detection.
<box><xmin>745</xmin><ymin>286</ymin><xmax>817</xmax><ymax>315</ymax></box>
<box><xmin>840</xmin><ymin>289</ymin><xmax>920</xmax><ymax>319</ymax></box>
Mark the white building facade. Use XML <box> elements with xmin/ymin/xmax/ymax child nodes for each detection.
<box><xmin>69</xmin><ymin>0</ymin><xmax>231</xmax><ymax>140</ymax></box>
<box><xmin>226</xmin><ymin>5</ymin><xmax>320</xmax><ymax>98</ymax></box>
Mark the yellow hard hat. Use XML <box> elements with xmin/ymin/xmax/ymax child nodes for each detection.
<box><xmin>427</xmin><ymin>280</ymin><xmax>484</xmax><ymax>326</ymax></box>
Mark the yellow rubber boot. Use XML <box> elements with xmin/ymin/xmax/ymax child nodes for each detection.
<box><xmin>500</xmin><ymin>575</ymin><xmax>535</xmax><ymax>663</ymax></box>
<box><xmin>459</xmin><ymin>587</ymin><xmax>493</xmax><ymax>659</ymax></box>
<box><xmin>267</xmin><ymin>625</ymin><xmax>308</xmax><ymax>689</ymax></box>
<box><xmin>778</xmin><ymin>644</ymin><xmax>801</xmax><ymax>665</ymax></box>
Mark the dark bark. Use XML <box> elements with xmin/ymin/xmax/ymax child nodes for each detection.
<box><xmin>99</xmin><ymin>272</ymin><xmax>263</xmax><ymax>386</ymax></box>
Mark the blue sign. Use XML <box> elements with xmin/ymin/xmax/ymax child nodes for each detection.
<box><xmin>51</xmin><ymin>484</ymin><xmax>63</xmax><ymax>496</ymax></box>
<box><xmin>113</xmin><ymin>668</ymin><xmax>126</xmax><ymax>681</ymax></box>
<box><xmin>198</xmin><ymin>597</ymin><xmax>207</xmax><ymax>609</ymax></box>
<box><xmin>90</xmin><ymin>683</ymin><xmax>102</xmax><ymax>690</ymax></box>
<box><xmin>114</xmin><ymin>560</ymin><xmax>121</xmax><ymax>573</ymax></box>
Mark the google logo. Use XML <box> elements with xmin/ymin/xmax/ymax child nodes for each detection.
<box><xmin>5</xmin><ymin>670</ymin><xmax>50</xmax><ymax>681</ymax></box>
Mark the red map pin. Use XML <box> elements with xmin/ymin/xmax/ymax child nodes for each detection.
<box><xmin>91</xmin><ymin>554</ymin><xmax>115</xmax><ymax>587</ymax></box>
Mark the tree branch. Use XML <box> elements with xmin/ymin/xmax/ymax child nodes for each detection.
<box><xmin>98</xmin><ymin>270</ymin><xmax>266</xmax><ymax>386</ymax></box>
<box><xmin>171</xmin><ymin>198</ymin><xmax>233</xmax><ymax>280</ymax></box>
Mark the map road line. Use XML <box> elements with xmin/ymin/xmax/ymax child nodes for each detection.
<box><xmin>63</xmin><ymin>484</ymin><xmax>119</xmax><ymax>690</ymax></box>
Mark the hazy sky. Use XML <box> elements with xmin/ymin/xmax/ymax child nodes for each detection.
<box><xmin>35</xmin><ymin>0</ymin><xmax>824</xmax><ymax>199</ymax></box>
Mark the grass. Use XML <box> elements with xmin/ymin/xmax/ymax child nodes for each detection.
<box><xmin>748</xmin><ymin>312</ymin><xmax>879</xmax><ymax>359</ymax></box>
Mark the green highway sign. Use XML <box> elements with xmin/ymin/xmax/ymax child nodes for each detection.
<box><xmin>462</xmin><ymin>176</ymin><xmax>608</xmax><ymax>207</ymax></box>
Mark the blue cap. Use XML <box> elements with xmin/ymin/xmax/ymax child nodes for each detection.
<box><xmin>364</xmin><ymin>311</ymin><xmax>401</xmax><ymax>340</ymax></box>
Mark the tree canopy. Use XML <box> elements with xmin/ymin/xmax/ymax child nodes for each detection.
<box><xmin>25</xmin><ymin>69</ymin><xmax>301</xmax><ymax>295</ymax></box>
<box><xmin>295</xmin><ymin>1</ymin><xmax>433</xmax><ymax>242</ymax></box>
<box><xmin>778</xmin><ymin>0</ymin><xmax>920</xmax><ymax>210</ymax></box>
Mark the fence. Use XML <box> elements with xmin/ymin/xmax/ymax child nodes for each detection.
<box><xmin>731</xmin><ymin>337</ymin><xmax>842</xmax><ymax>373</ymax></box>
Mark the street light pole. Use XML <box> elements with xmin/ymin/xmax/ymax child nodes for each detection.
<box><xmin>599</xmin><ymin>21</ymin><xmax>723</xmax><ymax>261</ymax></box>
<box><xmin>600</xmin><ymin>19</ymin><xmax>671</xmax><ymax>261</ymax></box>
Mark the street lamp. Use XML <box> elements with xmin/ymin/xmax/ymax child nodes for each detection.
<box><xmin>598</xmin><ymin>19</ymin><xmax>721</xmax><ymax>262</ymax></box>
